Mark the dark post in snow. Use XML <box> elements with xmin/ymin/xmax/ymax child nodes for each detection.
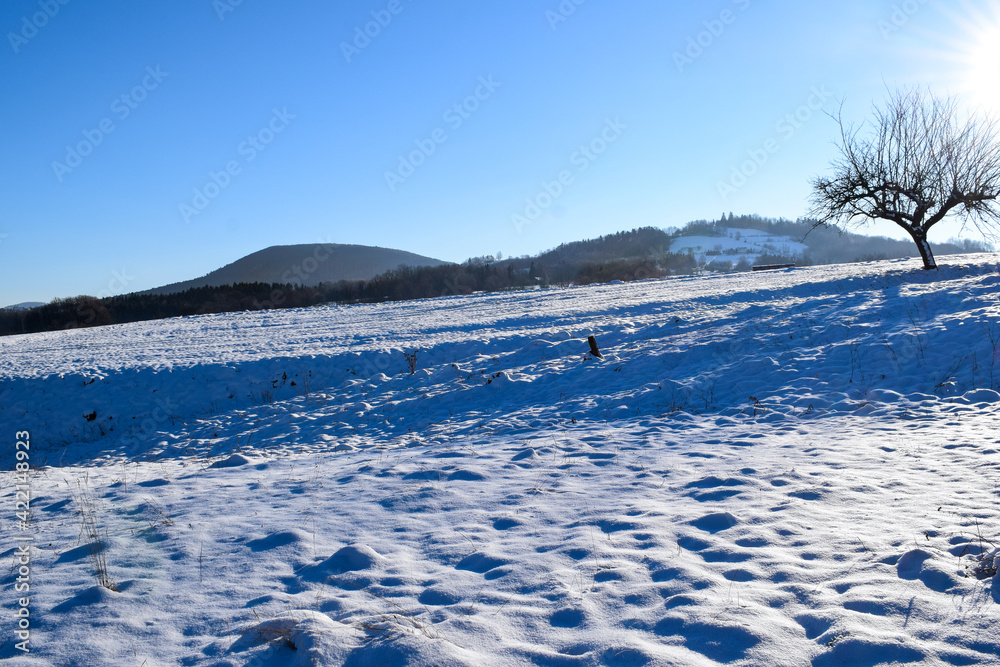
<box><xmin>588</xmin><ymin>335</ymin><xmax>603</xmax><ymax>358</ymax></box>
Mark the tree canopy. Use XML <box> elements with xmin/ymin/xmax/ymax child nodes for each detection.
<box><xmin>810</xmin><ymin>89</ymin><xmax>1000</xmax><ymax>269</ymax></box>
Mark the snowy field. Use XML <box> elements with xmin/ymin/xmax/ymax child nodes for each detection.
<box><xmin>2</xmin><ymin>255</ymin><xmax>1000</xmax><ymax>666</ymax></box>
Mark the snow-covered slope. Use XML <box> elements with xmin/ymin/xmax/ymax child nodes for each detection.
<box><xmin>1</xmin><ymin>255</ymin><xmax>999</xmax><ymax>666</ymax></box>
<box><xmin>670</xmin><ymin>226</ymin><xmax>809</xmax><ymax>265</ymax></box>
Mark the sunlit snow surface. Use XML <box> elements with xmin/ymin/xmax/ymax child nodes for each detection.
<box><xmin>2</xmin><ymin>255</ymin><xmax>999</xmax><ymax>666</ymax></box>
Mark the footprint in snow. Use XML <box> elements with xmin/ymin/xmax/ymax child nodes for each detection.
<box><xmin>492</xmin><ymin>517</ymin><xmax>521</xmax><ymax>530</ymax></box>
<box><xmin>686</xmin><ymin>475</ymin><xmax>745</xmax><ymax>489</ymax></box>
<box><xmin>550</xmin><ymin>607</ymin><xmax>585</xmax><ymax>628</ymax></box>
<box><xmin>653</xmin><ymin>617</ymin><xmax>761</xmax><ymax>663</ymax></box>
<box><xmin>402</xmin><ymin>469</ymin><xmax>445</xmax><ymax>481</ymax></box>
<box><xmin>664</xmin><ymin>594</ymin><xmax>701</xmax><ymax>609</ymax></box>
<box><xmin>651</xmin><ymin>567</ymin><xmax>682</xmax><ymax>582</ymax></box>
<box><xmin>595</xmin><ymin>518</ymin><xmax>640</xmax><ymax>533</ymax></box>
<box><xmin>811</xmin><ymin>639</ymin><xmax>925</xmax><ymax>667</ymax></box>
<box><xmin>455</xmin><ymin>552</ymin><xmax>508</xmax><ymax>573</ymax></box>
<box><xmin>418</xmin><ymin>587</ymin><xmax>461</xmax><ymax>606</ymax></box>
<box><xmin>735</xmin><ymin>537</ymin><xmax>768</xmax><ymax>547</ymax></box>
<box><xmin>896</xmin><ymin>548</ymin><xmax>957</xmax><ymax>592</ymax></box>
<box><xmin>700</xmin><ymin>548</ymin><xmax>754</xmax><ymax>563</ymax></box>
<box><xmin>690</xmin><ymin>511</ymin><xmax>738</xmax><ymax>533</ymax></box>
<box><xmin>684</xmin><ymin>476</ymin><xmax>746</xmax><ymax>500</ymax></box>
<box><xmin>51</xmin><ymin>584</ymin><xmax>120</xmax><ymax>614</ymax></box>
<box><xmin>56</xmin><ymin>544</ymin><xmax>95</xmax><ymax>563</ymax></box>
<box><xmin>787</xmin><ymin>489</ymin><xmax>824</xmax><ymax>500</ymax></box>
<box><xmin>794</xmin><ymin>613</ymin><xmax>834</xmax><ymax>640</ymax></box>
<box><xmin>41</xmin><ymin>498</ymin><xmax>72</xmax><ymax>513</ymax></box>
<box><xmin>677</xmin><ymin>535</ymin><xmax>712</xmax><ymax>552</ymax></box>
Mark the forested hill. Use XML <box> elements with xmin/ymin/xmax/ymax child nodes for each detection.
<box><xmin>536</xmin><ymin>227</ymin><xmax>672</xmax><ymax>265</ymax></box>
<box><xmin>143</xmin><ymin>243</ymin><xmax>449</xmax><ymax>295</ymax></box>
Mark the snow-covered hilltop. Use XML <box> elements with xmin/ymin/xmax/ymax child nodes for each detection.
<box><xmin>1</xmin><ymin>255</ymin><xmax>998</xmax><ymax>665</ymax></box>
<box><xmin>669</xmin><ymin>226</ymin><xmax>809</xmax><ymax>266</ymax></box>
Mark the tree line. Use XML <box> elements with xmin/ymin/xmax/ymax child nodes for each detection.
<box><xmin>3</xmin><ymin>218</ymin><xmax>990</xmax><ymax>337</ymax></box>
<box><xmin>0</xmin><ymin>228</ymin><xmax>696</xmax><ymax>336</ymax></box>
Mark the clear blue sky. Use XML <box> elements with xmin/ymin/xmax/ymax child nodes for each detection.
<box><xmin>3</xmin><ymin>0</ymin><xmax>999</xmax><ymax>306</ymax></box>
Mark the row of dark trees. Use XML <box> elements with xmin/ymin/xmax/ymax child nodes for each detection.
<box><xmin>0</xmin><ymin>229</ymin><xmax>696</xmax><ymax>336</ymax></box>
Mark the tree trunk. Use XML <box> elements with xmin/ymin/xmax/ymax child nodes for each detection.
<box><xmin>909</xmin><ymin>229</ymin><xmax>937</xmax><ymax>270</ymax></box>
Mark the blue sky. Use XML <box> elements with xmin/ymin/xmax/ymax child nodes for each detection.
<box><xmin>3</xmin><ymin>0</ymin><xmax>1000</xmax><ymax>306</ymax></box>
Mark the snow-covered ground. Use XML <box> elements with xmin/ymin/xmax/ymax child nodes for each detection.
<box><xmin>2</xmin><ymin>255</ymin><xmax>999</xmax><ymax>666</ymax></box>
<box><xmin>670</xmin><ymin>227</ymin><xmax>808</xmax><ymax>265</ymax></box>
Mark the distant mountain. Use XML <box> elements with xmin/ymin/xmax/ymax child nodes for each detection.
<box><xmin>2</xmin><ymin>301</ymin><xmax>45</xmax><ymax>310</ymax></box>
<box><xmin>144</xmin><ymin>243</ymin><xmax>449</xmax><ymax>295</ymax></box>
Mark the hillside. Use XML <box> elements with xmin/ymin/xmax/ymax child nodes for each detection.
<box><xmin>536</xmin><ymin>227</ymin><xmax>673</xmax><ymax>265</ymax></box>
<box><xmin>670</xmin><ymin>227</ymin><xmax>809</xmax><ymax>266</ymax></box>
<box><xmin>670</xmin><ymin>215</ymin><xmax>992</xmax><ymax>268</ymax></box>
<box><xmin>2</xmin><ymin>255</ymin><xmax>999</xmax><ymax>665</ymax></box>
<box><xmin>1</xmin><ymin>301</ymin><xmax>45</xmax><ymax>310</ymax></box>
<box><xmin>144</xmin><ymin>243</ymin><xmax>449</xmax><ymax>295</ymax></box>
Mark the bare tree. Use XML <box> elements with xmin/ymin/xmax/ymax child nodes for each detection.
<box><xmin>810</xmin><ymin>89</ymin><xmax>1000</xmax><ymax>269</ymax></box>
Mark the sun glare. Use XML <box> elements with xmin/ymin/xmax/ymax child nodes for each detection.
<box><xmin>934</xmin><ymin>1</ymin><xmax>1000</xmax><ymax>116</ymax></box>
<box><xmin>961</xmin><ymin>22</ymin><xmax>1000</xmax><ymax>113</ymax></box>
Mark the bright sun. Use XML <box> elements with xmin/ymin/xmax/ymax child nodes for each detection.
<box><xmin>961</xmin><ymin>23</ymin><xmax>1000</xmax><ymax>112</ymax></box>
<box><xmin>934</xmin><ymin>1</ymin><xmax>1000</xmax><ymax>115</ymax></box>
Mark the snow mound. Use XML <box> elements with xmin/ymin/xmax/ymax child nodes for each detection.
<box><xmin>314</xmin><ymin>544</ymin><xmax>384</xmax><ymax>574</ymax></box>
<box><xmin>230</xmin><ymin>610</ymin><xmax>358</xmax><ymax>666</ymax></box>
<box><xmin>246</xmin><ymin>528</ymin><xmax>313</xmax><ymax>552</ymax></box>
<box><xmin>208</xmin><ymin>453</ymin><xmax>251</xmax><ymax>468</ymax></box>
